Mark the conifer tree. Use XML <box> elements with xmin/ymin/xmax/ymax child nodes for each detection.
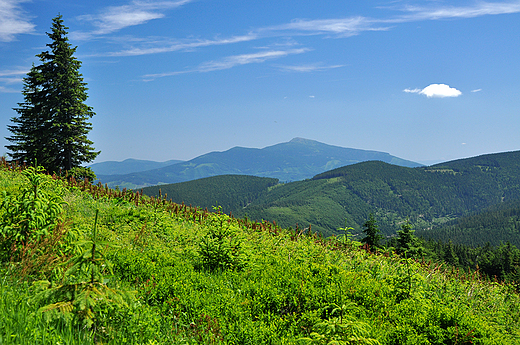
<box><xmin>6</xmin><ymin>14</ymin><xmax>99</xmax><ymax>172</ymax></box>
<box><xmin>361</xmin><ymin>214</ymin><xmax>383</xmax><ymax>249</ymax></box>
<box><xmin>395</xmin><ymin>220</ymin><xmax>424</xmax><ymax>258</ymax></box>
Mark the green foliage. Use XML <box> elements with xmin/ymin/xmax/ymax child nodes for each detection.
<box><xmin>361</xmin><ymin>214</ymin><xmax>383</xmax><ymax>250</ymax></box>
<box><xmin>67</xmin><ymin>166</ymin><xmax>97</xmax><ymax>182</ymax></box>
<box><xmin>0</xmin><ymin>165</ymin><xmax>64</xmax><ymax>261</ymax></box>
<box><xmin>0</xmin><ymin>275</ymin><xmax>93</xmax><ymax>344</ymax></box>
<box><xmin>196</xmin><ymin>207</ymin><xmax>248</xmax><ymax>271</ymax></box>
<box><xmin>394</xmin><ymin>220</ymin><xmax>424</xmax><ymax>259</ymax></box>
<box><xmin>32</xmin><ymin>210</ymin><xmax>133</xmax><ymax>330</ymax></box>
<box><xmin>6</xmin><ymin>14</ymin><xmax>99</xmax><ymax>172</ymax></box>
<box><xmin>299</xmin><ymin>303</ymin><xmax>380</xmax><ymax>344</ymax></box>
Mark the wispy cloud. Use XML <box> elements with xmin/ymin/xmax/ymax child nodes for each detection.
<box><xmin>105</xmin><ymin>34</ymin><xmax>258</xmax><ymax>57</ymax></box>
<box><xmin>0</xmin><ymin>67</ymin><xmax>28</xmax><ymax>93</ymax></box>
<box><xmin>395</xmin><ymin>1</ymin><xmax>520</xmax><ymax>22</ymax></box>
<box><xmin>256</xmin><ymin>1</ymin><xmax>520</xmax><ymax>39</ymax></box>
<box><xmin>198</xmin><ymin>49</ymin><xmax>309</xmax><ymax>72</ymax></box>
<box><xmin>71</xmin><ymin>0</ymin><xmax>520</xmax><ymax>78</ymax></box>
<box><xmin>262</xmin><ymin>16</ymin><xmax>391</xmax><ymax>38</ymax></box>
<box><xmin>83</xmin><ymin>0</ymin><xmax>520</xmax><ymax>58</ymax></box>
<box><xmin>0</xmin><ymin>67</ymin><xmax>28</xmax><ymax>78</ymax></box>
<box><xmin>72</xmin><ymin>0</ymin><xmax>194</xmax><ymax>40</ymax></box>
<box><xmin>0</xmin><ymin>0</ymin><xmax>35</xmax><ymax>42</ymax></box>
<box><xmin>471</xmin><ymin>88</ymin><xmax>482</xmax><ymax>93</ymax></box>
<box><xmin>275</xmin><ymin>63</ymin><xmax>344</xmax><ymax>73</ymax></box>
<box><xmin>143</xmin><ymin>48</ymin><xmax>309</xmax><ymax>80</ymax></box>
<box><xmin>404</xmin><ymin>84</ymin><xmax>462</xmax><ymax>98</ymax></box>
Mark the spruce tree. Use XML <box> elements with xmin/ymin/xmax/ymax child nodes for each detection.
<box><xmin>361</xmin><ymin>214</ymin><xmax>383</xmax><ymax>249</ymax></box>
<box><xmin>395</xmin><ymin>220</ymin><xmax>424</xmax><ymax>259</ymax></box>
<box><xmin>6</xmin><ymin>14</ymin><xmax>99</xmax><ymax>172</ymax></box>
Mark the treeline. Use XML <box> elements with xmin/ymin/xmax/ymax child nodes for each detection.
<box><xmin>358</xmin><ymin>214</ymin><xmax>520</xmax><ymax>287</ymax></box>
<box><xmin>422</xmin><ymin>239</ymin><xmax>520</xmax><ymax>285</ymax></box>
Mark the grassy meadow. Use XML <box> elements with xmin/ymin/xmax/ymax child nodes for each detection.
<box><xmin>1</xmin><ymin>161</ymin><xmax>519</xmax><ymax>344</ymax></box>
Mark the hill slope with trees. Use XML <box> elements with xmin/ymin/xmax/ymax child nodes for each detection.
<box><xmin>417</xmin><ymin>200</ymin><xmax>520</xmax><ymax>248</ymax></box>
<box><xmin>142</xmin><ymin>150</ymin><xmax>520</xmax><ymax>237</ymax></box>
<box><xmin>141</xmin><ymin>175</ymin><xmax>278</xmax><ymax>213</ymax></box>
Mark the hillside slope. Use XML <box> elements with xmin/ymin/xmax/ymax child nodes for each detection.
<box><xmin>141</xmin><ymin>175</ymin><xmax>278</xmax><ymax>213</ymax></box>
<box><xmin>97</xmin><ymin>138</ymin><xmax>421</xmax><ymax>188</ymax></box>
<box><xmin>1</xmin><ymin>163</ymin><xmax>519</xmax><ymax>344</ymax></box>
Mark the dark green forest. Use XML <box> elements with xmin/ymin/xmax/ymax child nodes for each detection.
<box><xmin>141</xmin><ymin>175</ymin><xmax>278</xmax><ymax>213</ymax></box>
<box><xmin>417</xmin><ymin>201</ymin><xmax>520</xmax><ymax>248</ymax></box>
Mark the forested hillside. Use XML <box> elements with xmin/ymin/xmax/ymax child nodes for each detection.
<box><xmin>418</xmin><ymin>201</ymin><xmax>520</xmax><ymax>248</ymax></box>
<box><xmin>141</xmin><ymin>175</ymin><xmax>278</xmax><ymax>213</ymax></box>
<box><xmin>143</xmin><ymin>150</ymin><xmax>520</xmax><ymax>237</ymax></box>
<box><xmin>241</xmin><ymin>151</ymin><xmax>520</xmax><ymax>236</ymax></box>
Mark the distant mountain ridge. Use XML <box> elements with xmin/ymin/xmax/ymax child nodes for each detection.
<box><xmin>96</xmin><ymin>138</ymin><xmax>422</xmax><ymax>189</ymax></box>
<box><xmin>89</xmin><ymin>158</ymin><xmax>183</xmax><ymax>175</ymax></box>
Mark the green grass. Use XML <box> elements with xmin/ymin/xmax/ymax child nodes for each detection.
<box><xmin>1</xmin><ymin>163</ymin><xmax>520</xmax><ymax>344</ymax></box>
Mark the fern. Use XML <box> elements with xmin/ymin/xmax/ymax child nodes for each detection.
<box><xmin>33</xmin><ymin>210</ymin><xmax>134</xmax><ymax>330</ymax></box>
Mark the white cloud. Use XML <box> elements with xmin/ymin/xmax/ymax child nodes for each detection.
<box><xmin>73</xmin><ymin>0</ymin><xmax>194</xmax><ymax>39</ymax></box>
<box><xmin>403</xmin><ymin>88</ymin><xmax>421</xmax><ymax>94</ymax></box>
<box><xmin>404</xmin><ymin>84</ymin><xmax>462</xmax><ymax>98</ymax></box>
<box><xmin>0</xmin><ymin>0</ymin><xmax>35</xmax><ymax>42</ymax></box>
<box><xmin>143</xmin><ymin>48</ymin><xmax>309</xmax><ymax>79</ymax></box>
<box><xmin>275</xmin><ymin>63</ymin><xmax>344</xmax><ymax>73</ymax></box>
<box><xmin>396</xmin><ymin>1</ymin><xmax>520</xmax><ymax>22</ymax></box>
<box><xmin>105</xmin><ymin>34</ymin><xmax>258</xmax><ymax>57</ymax></box>
<box><xmin>471</xmin><ymin>88</ymin><xmax>482</xmax><ymax>93</ymax></box>
<box><xmin>264</xmin><ymin>16</ymin><xmax>391</xmax><ymax>37</ymax></box>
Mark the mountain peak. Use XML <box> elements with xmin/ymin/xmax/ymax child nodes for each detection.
<box><xmin>290</xmin><ymin>137</ymin><xmax>316</xmax><ymax>144</ymax></box>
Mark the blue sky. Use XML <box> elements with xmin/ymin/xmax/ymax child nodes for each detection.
<box><xmin>1</xmin><ymin>0</ymin><xmax>520</xmax><ymax>165</ymax></box>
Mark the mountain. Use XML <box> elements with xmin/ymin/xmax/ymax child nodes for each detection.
<box><xmin>89</xmin><ymin>158</ymin><xmax>183</xmax><ymax>176</ymax></box>
<box><xmin>96</xmin><ymin>138</ymin><xmax>422</xmax><ymax>189</ymax></box>
<box><xmin>142</xmin><ymin>150</ymin><xmax>520</xmax><ymax>237</ymax></box>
